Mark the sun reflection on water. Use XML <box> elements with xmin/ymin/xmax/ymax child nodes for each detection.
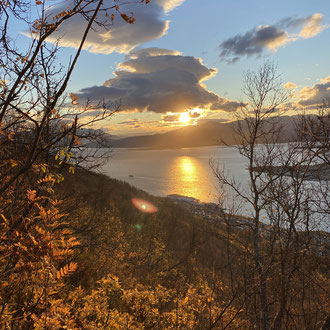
<box><xmin>168</xmin><ymin>156</ymin><xmax>214</xmax><ymax>201</ymax></box>
<box><xmin>179</xmin><ymin>156</ymin><xmax>196</xmax><ymax>181</ymax></box>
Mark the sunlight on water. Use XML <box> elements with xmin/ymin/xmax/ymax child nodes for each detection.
<box><xmin>179</xmin><ymin>157</ymin><xmax>196</xmax><ymax>181</ymax></box>
<box><xmin>169</xmin><ymin>156</ymin><xmax>216</xmax><ymax>202</ymax></box>
<box><xmin>101</xmin><ymin>146</ymin><xmax>246</xmax><ymax>203</ymax></box>
<box><xmin>101</xmin><ymin>146</ymin><xmax>328</xmax><ymax>231</ymax></box>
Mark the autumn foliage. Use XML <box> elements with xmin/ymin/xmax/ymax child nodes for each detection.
<box><xmin>0</xmin><ymin>0</ymin><xmax>248</xmax><ymax>327</ymax></box>
<box><xmin>0</xmin><ymin>1</ymin><xmax>329</xmax><ymax>329</ymax></box>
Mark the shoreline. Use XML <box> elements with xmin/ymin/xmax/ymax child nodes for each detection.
<box><xmin>252</xmin><ymin>163</ymin><xmax>330</xmax><ymax>181</ymax></box>
<box><xmin>166</xmin><ymin>193</ymin><xmax>330</xmax><ymax>235</ymax></box>
<box><xmin>167</xmin><ymin>194</ymin><xmax>257</xmax><ymax>227</ymax></box>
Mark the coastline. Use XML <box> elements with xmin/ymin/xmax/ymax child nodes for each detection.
<box><xmin>252</xmin><ymin>163</ymin><xmax>330</xmax><ymax>181</ymax></box>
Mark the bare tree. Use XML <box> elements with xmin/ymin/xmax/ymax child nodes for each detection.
<box><xmin>0</xmin><ymin>0</ymin><xmax>146</xmax><ymax>197</ymax></box>
<box><xmin>211</xmin><ymin>62</ymin><xmax>329</xmax><ymax>329</ymax></box>
<box><xmin>294</xmin><ymin>101</ymin><xmax>330</xmax><ymax>221</ymax></box>
<box><xmin>0</xmin><ymin>1</ymin><xmax>151</xmax><ymax>326</ymax></box>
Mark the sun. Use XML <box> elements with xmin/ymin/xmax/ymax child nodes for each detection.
<box><xmin>179</xmin><ymin>112</ymin><xmax>190</xmax><ymax>124</ymax></box>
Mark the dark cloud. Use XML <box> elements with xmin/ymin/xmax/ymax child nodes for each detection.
<box><xmin>76</xmin><ymin>48</ymin><xmax>241</xmax><ymax>113</ymax></box>
<box><xmin>219</xmin><ymin>13</ymin><xmax>327</xmax><ymax>63</ymax></box>
<box><xmin>190</xmin><ymin>111</ymin><xmax>201</xmax><ymax>118</ymax></box>
<box><xmin>161</xmin><ymin>110</ymin><xmax>201</xmax><ymax>122</ymax></box>
<box><xmin>117</xmin><ymin>118</ymin><xmax>143</xmax><ymax>129</ymax></box>
<box><xmin>219</xmin><ymin>26</ymin><xmax>288</xmax><ymax>62</ymax></box>
<box><xmin>210</xmin><ymin>100</ymin><xmax>245</xmax><ymax>111</ymax></box>
<box><xmin>118</xmin><ymin>119</ymin><xmax>140</xmax><ymax>125</ymax></box>
<box><xmin>40</xmin><ymin>0</ymin><xmax>184</xmax><ymax>54</ymax></box>
<box><xmin>162</xmin><ymin>114</ymin><xmax>181</xmax><ymax>122</ymax></box>
<box><xmin>280</xmin><ymin>16</ymin><xmax>312</xmax><ymax>29</ymax></box>
<box><xmin>298</xmin><ymin>76</ymin><xmax>330</xmax><ymax>107</ymax></box>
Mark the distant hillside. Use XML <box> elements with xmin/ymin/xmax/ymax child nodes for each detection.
<box><xmin>111</xmin><ymin>116</ymin><xmax>299</xmax><ymax>149</ymax></box>
<box><xmin>112</xmin><ymin>120</ymin><xmax>234</xmax><ymax>148</ymax></box>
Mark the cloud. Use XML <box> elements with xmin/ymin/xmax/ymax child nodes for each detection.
<box><xmin>76</xmin><ymin>47</ymin><xmax>242</xmax><ymax>113</ymax></box>
<box><xmin>219</xmin><ymin>26</ymin><xmax>291</xmax><ymax>63</ymax></box>
<box><xmin>43</xmin><ymin>0</ymin><xmax>184</xmax><ymax>54</ymax></box>
<box><xmin>320</xmin><ymin>76</ymin><xmax>330</xmax><ymax>84</ymax></box>
<box><xmin>118</xmin><ymin>119</ymin><xmax>139</xmax><ymax>125</ymax></box>
<box><xmin>297</xmin><ymin>76</ymin><xmax>330</xmax><ymax>107</ymax></box>
<box><xmin>189</xmin><ymin>111</ymin><xmax>201</xmax><ymax>118</ymax></box>
<box><xmin>281</xmin><ymin>13</ymin><xmax>327</xmax><ymax>38</ymax></box>
<box><xmin>219</xmin><ymin>13</ymin><xmax>328</xmax><ymax>63</ymax></box>
<box><xmin>156</xmin><ymin>0</ymin><xmax>184</xmax><ymax>13</ymax></box>
<box><xmin>125</xmin><ymin>47</ymin><xmax>181</xmax><ymax>58</ymax></box>
<box><xmin>117</xmin><ymin>118</ymin><xmax>143</xmax><ymax>128</ymax></box>
<box><xmin>162</xmin><ymin>114</ymin><xmax>181</xmax><ymax>122</ymax></box>
<box><xmin>161</xmin><ymin>110</ymin><xmax>202</xmax><ymax>123</ymax></box>
<box><xmin>284</xmin><ymin>82</ymin><xmax>298</xmax><ymax>89</ymax></box>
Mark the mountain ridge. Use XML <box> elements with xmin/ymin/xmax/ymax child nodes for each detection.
<box><xmin>110</xmin><ymin>115</ymin><xmax>301</xmax><ymax>149</ymax></box>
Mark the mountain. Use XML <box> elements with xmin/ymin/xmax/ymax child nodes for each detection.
<box><xmin>111</xmin><ymin>120</ymin><xmax>233</xmax><ymax>148</ymax></box>
<box><xmin>111</xmin><ymin>116</ymin><xmax>299</xmax><ymax>149</ymax></box>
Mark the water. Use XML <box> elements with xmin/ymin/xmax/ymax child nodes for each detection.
<box><xmin>100</xmin><ymin>146</ymin><xmax>249</xmax><ymax>203</ymax></box>
<box><xmin>98</xmin><ymin>146</ymin><xmax>329</xmax><ymax>231</ymax></box>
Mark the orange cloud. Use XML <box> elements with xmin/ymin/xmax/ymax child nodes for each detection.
<box><xmin>284</xmin><ymin>82</ymin><xmax>298</xmax><ymax>89</ymax></box>
<box><xmin>298</xmin><ymin>13</ymin><xmax>327</xmax><ymax>38</ymax></box>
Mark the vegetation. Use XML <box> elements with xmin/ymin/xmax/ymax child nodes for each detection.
<box><xmin>0</xmin><ymin>163</ymin><xmax>252</xmax><ymax>328</ymax></box>
<box><xmin>0</xmin><ymin>1</ymin><xmax>329</xmax><ymax>329</ymax></box>
<box><xmin>1</xmin><ymin>162</ymin><xmax>328</xmax><ymax>328</ymax></box>
<box><xmin>212</xmin><ymin>62</ymin><xmax>330</xmax><ymax>329</ymax></box>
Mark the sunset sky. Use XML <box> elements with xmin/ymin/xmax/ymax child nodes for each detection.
<box><xmin>24</xmin><ymin>0</ymin><xmax>330</xmax><ymax>136</ymax></box>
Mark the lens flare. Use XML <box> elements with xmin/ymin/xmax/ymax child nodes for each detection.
<box><xmin>131</xmin><ymin>198</ymin><xmax>158</xmax><ymax>213</ymax></box>
<box><xmin>135</xmin><ymin>224</ymin><xmax>142</xmax><ymax>231</ymax></box>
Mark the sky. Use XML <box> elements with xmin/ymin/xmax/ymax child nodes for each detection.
<box><xmin>22</xmin><ymin>0</ymin><xmax>330</xmax><ymax>136</ymax></box>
